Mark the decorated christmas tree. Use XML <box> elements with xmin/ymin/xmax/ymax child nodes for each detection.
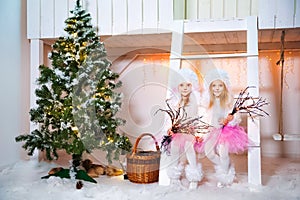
<box><xmin>15</xmin><ymin>0</ymin><xmax>132</xmax><ymax>182</ymax></box>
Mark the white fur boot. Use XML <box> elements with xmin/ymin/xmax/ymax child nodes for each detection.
<box><xmin>185</xmin><ymin>163</ymin><xmax>203</xmax><ymax>189</ymax></box>
<box><xmin>167</xmin><ymin>163</ymin><xmax>184</xmax><ymax>186</ymax></box>
<box><xmin>214</xmin><ymin>164</ymin><xmax>235</xmax><ymax>187</ymax></box>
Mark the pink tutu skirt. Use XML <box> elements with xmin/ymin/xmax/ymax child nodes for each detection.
<box><xmin>194</xmin><ymin>137</ymin><xmax>205</xmax><ymax>154</ymax></box>
<box><xmin>160</xmin><ymin>133</ymin><xmax>197</xmax><ymax>154</ymax></box>
<box><xmin>171</xmin><ymin>133</ymin><xmax>195</xmax><ymax>152</ymax></box>
<box><xmin>172</xmin><ymin>133</ymin><xmax>205</xmax><ymax>155</ymax></box>
<box><xmin>203</xmin><ymin>125</ymin><xmax>249</xmax><ymax>154</ymax></box>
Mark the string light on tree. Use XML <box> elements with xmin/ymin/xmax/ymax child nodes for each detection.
<box><xmin>15</xmin><ymin>0</ymin><xmax>132</xmax><ymax>186</ymax></box>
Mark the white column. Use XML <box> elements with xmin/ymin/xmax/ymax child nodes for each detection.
<box><xmin>30</xmin><ymin>39</ymin><xmax>44</xmax><ymax>158</ymax></box>
<box><xmin>159</xmin><ymin>20</ymin><xmax>184</xmax><ymax>186</ymax></box>
<box><xmin>246</xmin><ymin>16</ymin><xmax>261</xmax><ymax>185</ymax></box>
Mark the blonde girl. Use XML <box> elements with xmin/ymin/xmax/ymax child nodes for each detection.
<box><xmin>202</xmin><ymin>69</ymin><xmax>249</xmax><ymax>188</ymax></box>
<box><xmin>160</xmin><ymin>68</ymin><xmax>203</xmax><ymax>189</ymax></box>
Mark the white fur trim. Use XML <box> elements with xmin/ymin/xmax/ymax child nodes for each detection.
<box><xmin>185</xmin><ymin>163</ymin><xmax>203</xmax><ymax>182</ymax></box>
<box><xmin>167</xmin><ymin>163</ymin><xmax>184</xmax><ymax>179</ymax></box>
<box><xmin>214</xmin><ymin>164</ymin><xmax>236</xmax><ymax>185</ymax></box>
<box><xmin>189</xmin><ymin>181</ymin><xmax>198</xmax><ymax>190</ymax></box>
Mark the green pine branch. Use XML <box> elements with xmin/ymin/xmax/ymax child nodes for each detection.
<box><xmin>16</xmin><ymin>2</ymin><xmax>132</xmax><ymax>167</ymax></box>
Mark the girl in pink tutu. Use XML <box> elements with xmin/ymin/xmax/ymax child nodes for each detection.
<box><xmin>202</xmin><ymin>69</ymin><xmax>250</xmax><ymax>187</ymax></box>
<box><xmin>159</xmin><ymin>68</ymin><xmax>203</xmax><ymax>189</ymax></box>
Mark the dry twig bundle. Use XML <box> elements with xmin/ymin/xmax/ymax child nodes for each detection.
<box><xmin>155</xmin><ymin>100</ymin><xmax>211</xmax><ymax>153</ymax></box>
<box><xmin>230</xmin><ymin>86</ymin><xmax>269</xmax><ymax>121</ymax></box>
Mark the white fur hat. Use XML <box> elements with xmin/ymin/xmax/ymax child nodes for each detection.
<box><xmin>203</xmin><ymin>68</ymin><xmax>230</xmax><ymax>90</ymax></box>
<box><xmin>169</xmin><ymin>68</ymin><xmax>199</xmax><ymax>90</ymax></box>
<box><xmin>167</xmin><ymin>68</ymin><xmax>199</xmax><ymax>101</ymax></box>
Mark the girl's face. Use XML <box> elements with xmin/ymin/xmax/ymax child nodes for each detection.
<box><xmin>210</xmin><ymin>79</ymin><xmax>225</xmax><ymax>97</ymax></box>
<box><xmin>178</xmin><ymin>82</ymin><xmax>192</xmax><ymax>97</ymax></box>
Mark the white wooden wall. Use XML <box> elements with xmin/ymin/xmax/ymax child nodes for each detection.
<box><xmin>185</xmin><ymin>0</ymin><xmax>258</xmax><ymax>20</ymax></box>
<box><xmin>27</xmin><ymin>0</ymin><xmax>299</xmax><ymax>40</ymax></box>
<box><xmin>258</xmin><ymin>0</ymin><xmax>298</xmax><ymax>29</ymax></box>
<box><xmin>184</xmin><ymin>0</ymin><xmax>298</xmax><ymax>29</ymax></box>
<box><xmin>27</xmin><ymin>0</ymin><xmax>174</xmax><ymax>39</ymax></box>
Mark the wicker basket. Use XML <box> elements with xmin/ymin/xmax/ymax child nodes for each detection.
<box><xmin>126</xmin><ymin>133</ymin><xmax>161</xmax><ymax>184</ymax></box>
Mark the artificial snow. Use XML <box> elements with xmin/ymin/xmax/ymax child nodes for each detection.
<box><xmin>0</xmin><ymin>155</ymin><xmax>299</xmax><ymax>200</ymax></box>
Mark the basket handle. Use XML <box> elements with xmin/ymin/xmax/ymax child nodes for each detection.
<box><xmin>132</xmin><ymin>133</ymin><xmax>160</xmax><ymax>155</ymax></box>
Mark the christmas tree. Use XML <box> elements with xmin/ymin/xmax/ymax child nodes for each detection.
<box><xmin>16</xmin><ymin>0</ymin><xmax>132</xmax><ymax>181</ymax></box>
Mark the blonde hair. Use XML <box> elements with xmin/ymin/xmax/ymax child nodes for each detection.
<box><xmin>208</xmin><ymin>80</ymin><xmax>231</xmax><ymax>109</ymax></box>
<box><xmin>179</xmin><ymin>95</ymin><xmax>190</xmax><ymax>107</ymax></box>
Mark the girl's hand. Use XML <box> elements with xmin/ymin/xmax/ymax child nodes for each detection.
<box><xmin>221</xmin><ymin>114</ymin><xmax>234</xmax><ymax>126</ymax></box>
<box><xmin>167</xmin><ymin>128</ymin><xmax>174</xmax><ymax>136</ymax></box>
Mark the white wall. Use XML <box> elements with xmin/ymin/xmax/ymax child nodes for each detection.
<box><xmin>27</xmin><ymin>0</ymin><xmax>299</xmax><ymax>39</ymax></box>
<box><xmin>259</xmin><ymin>51</ymin><xmax>300</xmax><ymax>158</ymax></box>
<box><xmin>0</xmin><ymin>0</ymin><xmax>30</xmax><ymax>167</ymax></box>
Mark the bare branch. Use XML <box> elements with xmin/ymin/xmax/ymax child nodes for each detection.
<box><xmin>156</xmin><ymin>102</ymin><xmax>212</xmax><ymax>135</ymax></box>
<box><xmin>230</xmin><ymin>86</ymin><xmax>269</xmax><ymax>121</ymax></box>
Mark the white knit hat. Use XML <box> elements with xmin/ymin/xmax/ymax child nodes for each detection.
<box><xmin>203</xmin><ymin>68</ymin><xmax>230</xmax><ymax>90</ymax></box>
<box><xmin>167</xmin><ymin>67</ymin><xmax>201</xmax><ymax>110</ymax></box>
<box><xmin>169</xmin><ymin>68</ymin><xmax>199</xmax><ymax>90</ymax></box>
